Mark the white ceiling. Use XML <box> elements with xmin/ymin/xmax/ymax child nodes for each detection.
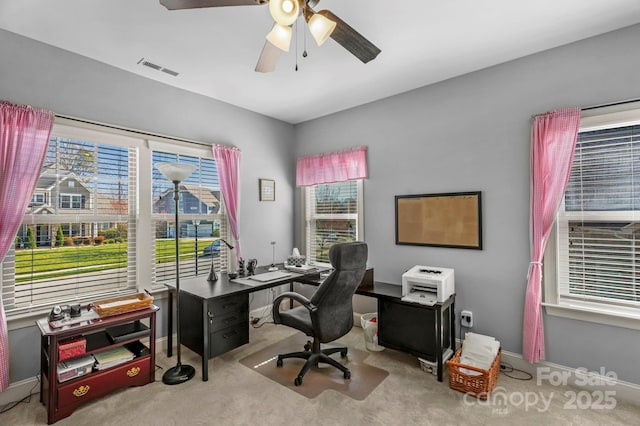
<box><xmin>2</xmin><ymin>0</ymin><xmax>640</xmax><ymax>124</ymax></box>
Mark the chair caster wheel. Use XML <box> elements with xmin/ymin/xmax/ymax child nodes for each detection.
<box><xmin>294</xmin><ymin>377</ymin><xmax>303</xmax><ymax>386</ymax></box>
<box><xmin>340</xmin><ymin>349</ymin><xmax>348</xmax><ymax>358</ymax></box>
<box><xmin>344</xmin><ymin>370</ymin><xmax>351</xmax><ymax>380</ymax></box>
<box><xmin>304</xmin><ymin>341</ymin><xmax>312</xmax><ymax>351</ymax></box>
<box><xmin>276</xmin><ymin>357</ymin><xmax>283</xmax><ymax>367</ymax></box>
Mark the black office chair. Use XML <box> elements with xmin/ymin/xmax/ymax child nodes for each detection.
<box><xmin>272</xmin><ymin>241</ymin><xmax>368</xmax><ymax>386</ymax></box>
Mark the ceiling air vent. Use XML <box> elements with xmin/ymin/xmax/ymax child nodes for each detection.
<box><xmin>137</xmin><ymin>58</ymin><xmax>180</xmax><ymax>77</ymax></box>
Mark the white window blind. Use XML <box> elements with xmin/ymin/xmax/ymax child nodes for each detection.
<box><xmin>2</xmin><ymin>135</ymin><xmax>137</xmax><ymax>313</ymax></box>
<box><xmin>304</xmin><ymin>180</ymin><xmax>362</xmax><ymax>265</ymax></box>
<box><xmin>557</xmin><ymin>124</ymin><xmax>640</xmax><ymax>306</ymax></box>
<box><xmin>151</xmin><ymin>151</ymin><xmax>227</xmax><ymax>288</ymax></box>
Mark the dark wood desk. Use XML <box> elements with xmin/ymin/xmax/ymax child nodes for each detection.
<box><xmin>299</xmin><ymin>279</ymin><xmax>456</xmax><ymax>382</ymax></box>
<box><xmin>166</xmin><ymin>265</ymin><xmax>311</xmax><ymax>381</ymax></box>
<box><xmin>167</xmin><ymin>268</ymin><xmax>455</xmax><ymax>382</ymax></box>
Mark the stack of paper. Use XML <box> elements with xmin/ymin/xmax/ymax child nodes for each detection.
<box><xmin>93</xmin><ymin>346</ymin><xmax>135</xmax><ymax>370</ymax></box>
<box><xmin>459</xmin><ymin>332</ymin><xmax>500</xmax><ymax>376</ymax></box>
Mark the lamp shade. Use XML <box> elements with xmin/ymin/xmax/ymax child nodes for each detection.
<box><xmin>308</xmin><ymin>13</ymin><xmax>336</xmax><ymax>46</ymax></box>
<box><xmin>269</xmin><ymin>0</ymin><xmax>299</xmax><ymax>26</ymax></box>
<box><xmin>156</xmin><ymin>162</ymin><xmax>196</xmax><ymax>183</ymax></box>
<box><xmin>266</xmin><ymin>24</ymin><xmax>293</xmax><ymax>52</ymax></box>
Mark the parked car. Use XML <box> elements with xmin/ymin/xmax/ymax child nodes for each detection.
<box><xmin>201</xmin><ymin>240</ymin><xmax>221</xmax><ymax>257</ymax></box>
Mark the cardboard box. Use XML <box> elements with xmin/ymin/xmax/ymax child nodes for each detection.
<box><xmin>58</xmin><ymin>336</ymin><xmax>86</xmax><ymax>361</ymax></box>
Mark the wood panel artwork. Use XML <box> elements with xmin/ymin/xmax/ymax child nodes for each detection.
<box><xmin>395</xmin><ymin>191</ymin><xmax>482</xmax><ymax>249</ymax></box>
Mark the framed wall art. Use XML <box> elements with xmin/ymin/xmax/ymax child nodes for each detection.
<box><xmin>259</xmin><ymin>179</ymin><xmax>275</xmax><ymax>201</ymax></box>
<box><xmin>395</xmin><ymin>191</ymin><xmax>482</xmax><ymax>249</ymax></box>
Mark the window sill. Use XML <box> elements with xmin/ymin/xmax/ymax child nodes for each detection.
<box><xmin>6</xmin><ymin>288</ymin><xmax>168</xmax><ymax>332</ymax></box>
<box><xmin>542</xmin><ymin>301</ymin><xmax>640</xmax><ymax>331</ymax></box>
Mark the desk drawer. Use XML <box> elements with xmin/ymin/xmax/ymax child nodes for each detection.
<box><xmin>209</xmin><ymin>324</ymin><xmax>249</xmax><ymax>358</ymax></box>
<box><xmin>208</xmin><ymin>294</ymin><xmax>248</xmax><ymax>316</ymax></box>
<box><xmin>210</xmin><ymin>309</ymin><xmax>247</xmax><ymax>333</ymax></box>
<box><xmin>57</xmin><ymin>357</ymin><xmax>151</xmax><ymax>409</ymax></box>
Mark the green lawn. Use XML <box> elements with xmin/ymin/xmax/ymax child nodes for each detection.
<box><xmin>14</xmin><ymin>239</ymin><xmax>213</xmax><ymax>283</ymax></box>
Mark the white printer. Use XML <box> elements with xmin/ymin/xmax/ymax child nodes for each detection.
<box><xmin>401</xmin><ymin>265</ymin><xmax>455</xmax><ymax>306</ymax></box>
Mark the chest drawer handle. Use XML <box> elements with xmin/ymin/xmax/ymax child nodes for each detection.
<box><xmin>223</xmin><ymin>316</ymin><xmax>237</xmax><ymax>324</ymax></box>
<box><xmin>223</xmin><ymin>330</ymin><xmax>237</xmax><ymax>339</ymax></box>
<box><xmin>73</xmin><ymin>385</ymin><xmax>90</xmax><ymax>397</ymax></box>
<box><xmin>127</xmin><ymin>367</ymin><xmax>141</xmax><ymax>377</ymax></box>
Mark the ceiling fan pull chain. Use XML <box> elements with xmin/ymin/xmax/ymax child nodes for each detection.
<box><xmin>295</xmin><ymin>19</ymin><xmax>299</xmax><ymax>71</ymax></box>
<box><xmin>303</xmin><ymin>14</ymin><xmax>308</xmax><ymax>58</ymax></box>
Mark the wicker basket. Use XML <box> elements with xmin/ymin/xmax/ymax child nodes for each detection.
<box><xmin>92</xmin><ymin>293</ymin><xmax>153</xmax><ymax>317</ymax></box>
<box><xmin>446</xmin><ymin>348</ymin><xmax>501</xmax><ymax>400</ymax></box>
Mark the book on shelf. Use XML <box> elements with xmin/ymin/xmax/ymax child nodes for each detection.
<box><xmin>93</xmin><ymin>346</ymin><xmax>135</xmax><ymax>370</ymax></box>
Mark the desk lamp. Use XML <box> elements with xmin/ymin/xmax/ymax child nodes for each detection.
<box><xmin>269</xmin><ymin>240</ymin><xmax>278</xmax><ymax>271</ymax></box>
<box><xmin>207</xmin><ymin>238</ymin><xmax>235</xmax><ymax>281</ymax></box>
<box><xmin>156</xmin><ymin>162</ymin><xmax>196</xmax><ymax>385</ymax></box>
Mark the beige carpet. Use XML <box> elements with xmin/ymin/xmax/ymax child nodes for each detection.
<box><xmin>239</xmin><ymin>332</ymin><xmax>388</xmax><ymax>400</ymax></box>
<box><xmin>2</xmin><ymin>324</ymin><xmax>640</xmax><ymax>425</ymax></box>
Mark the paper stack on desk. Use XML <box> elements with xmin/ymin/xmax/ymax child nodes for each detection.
<box><xmin>459</xmin><ymin>332</ymin><xmax>500</xmax><ymax>376</ymax></box>
<box><xmin>93</xmin><ymin>346</ymin><xmax>135</xmax><ymax>370</ymax></box>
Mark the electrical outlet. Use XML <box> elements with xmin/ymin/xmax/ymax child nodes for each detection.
<box><xmin>461</xmin><ymin>310</ymin><xmax>473</xmax><ymax>327</ymax></box>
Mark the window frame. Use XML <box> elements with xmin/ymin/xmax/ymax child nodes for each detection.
<box><xmin>302</xmin><ymin>179</ymin><xmax>365</xmax><ymax>267</ymax></box>
<box><xmin>543</xmin><ymin>102</ymin><xmax>640</xmax><ymax>330</ymax></box>
<box><xmin>1</xmin><ymin>117</ymin><xmax>228</xmax><ymax>326</ymax></box>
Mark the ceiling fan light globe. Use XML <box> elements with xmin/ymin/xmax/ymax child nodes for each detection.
<box><xmin>266</xmin><ymin>24</ymin><xmax>293</xmax><ymax>52</ymax></box>
<box><xmin>308</xmin><ymin>13</ymin><xmax>336</xmax><ymax>46</ymax></box>
<box><xmin>269</xmin><ymin>0</ymin><xmax>299</xmax><ymax>26</ymax></box>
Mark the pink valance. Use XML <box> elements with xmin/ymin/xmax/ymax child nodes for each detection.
<box><xmin>296</xmin><ymin>146</ymin><xmax>367</xmax><ymax>187</ymax></box>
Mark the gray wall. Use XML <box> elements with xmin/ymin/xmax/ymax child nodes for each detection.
<box><xmin>294</xmin><ymin>24</ymin><xmax>640</xmax><ymax>385</ymax></box>
<box><xmin>0</xmin><ymin>28</ymin><xmax>296</xmax><ymax>382</ymax></box>
<box><xmin>4</xmin><ymin>22</ymin><xmax>640</xmax><ymax>387</ymax></box>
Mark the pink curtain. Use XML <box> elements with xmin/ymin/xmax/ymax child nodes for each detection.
<box><xmin>296</xmin><ymin>146</ymin><xmax>367</xmax><ymax>187</ymax></box>
<box><xmin>212</xmin><ymin>145</ymin><xmax>242</xmax><ymax>260</ymax></box>
<box><xmin>523</xmin><ymin>107</ymin><xmax>580</xmax><ymax>363</ymax></box>
<box><xmin>0</xmin><ymin>101</ymin><xmax>54</xmax><ymax>391</ymax></box>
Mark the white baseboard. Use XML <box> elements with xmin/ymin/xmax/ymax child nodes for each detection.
<box><xmin>499</xmin><ymin>348</ymin><xmax>640</xmax><ymax>404</ymax></box>
<box><xmin>0</xmin><ymin>376</ymin><xmax>40</xmax><ymax>407</ymax></box>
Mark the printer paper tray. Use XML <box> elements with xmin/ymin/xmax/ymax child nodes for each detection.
<box><xmin>401</xmin><ymin>292</ymin><xmax>437</xmax><ymax>306</ymax></box>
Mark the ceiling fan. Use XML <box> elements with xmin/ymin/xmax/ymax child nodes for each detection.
<box><xmin>159</xmin><ymin>0</ymin><xmax>381</xmax><ymax>72</ymax></box>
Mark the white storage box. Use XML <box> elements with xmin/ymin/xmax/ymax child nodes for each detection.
<box><xmin>57</xmin><ymin>355</ymin><xmax>95</xmax><ymax>383</ymax></box>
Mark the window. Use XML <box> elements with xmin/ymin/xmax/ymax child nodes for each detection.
<box><xmin>59</xmin><ymin>194</ymin><xmax>85</xmax><ymax>209</ymax></box>
<box><xmin>1</xmin><ymin>118</ymin><xmax>228</xmax><ymax>317</ymax></box>
<box><xmin>151</xmin><ymin>150</ymin><xmax>226</xmax><ymax>288</ymax></box>
<box><xmin>31</xmin><ymin>193</ymin><xmax>45</xmax><ymax>205</ymax></box>
<box><xmin>545</xmin><ymin>103</ymin><xmax>640</xmax><ymax>329</ymax></box>
<box><xmin>304</xmin><ymin>180</ymin><xmax>364</xmax><ymax>265</ymax></box>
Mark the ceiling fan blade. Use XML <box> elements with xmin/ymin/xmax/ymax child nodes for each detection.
<box><xmin>255</xmin><ymin>41</ymin><xmax>281</xmax><ymax>73</ymax></box>
<box><xmin>317</xmin><ymin>10</ymin><xmax>381</xmax><ymax>64</ymax></box>
<box><xmin>160</xmin><ymin>0</ymin><xmax>266</xmax><ymax>10</ymax></box>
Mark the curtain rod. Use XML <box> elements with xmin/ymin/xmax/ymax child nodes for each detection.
<box><xmin>54</xmin><ymin>113</ymin><xmax>218</xmax><ymax>149</ymax></box>
<box><xmin>533</xmin><ymin>98</ymin><xmax>640</xmax><ymax>119</ymax></box>
<box><xmin>581</xmin><ymin>97</ymin><xmax>640</xmax><ymax>111</ymax></box>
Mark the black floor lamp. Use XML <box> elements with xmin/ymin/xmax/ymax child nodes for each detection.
<box><xmin>156</xmin><ymin>162</ymin><xmax>196</xmax><ymax>385</ymax></box>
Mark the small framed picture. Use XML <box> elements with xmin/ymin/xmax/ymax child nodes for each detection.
<box><xmin>259</xmin><ymin>179</ymin><xmax>275</xmax><ymax>201</ymax></box>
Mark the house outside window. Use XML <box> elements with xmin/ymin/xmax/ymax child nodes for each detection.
<box><xmin>544</xmin><ymin>102</ymin><xmax>640</xmax><ymax>330</ymax></box>
<box><xmin>304</xmin><ymin>180</ymin><xmax>364</xmax><ymax>265</ymax></box>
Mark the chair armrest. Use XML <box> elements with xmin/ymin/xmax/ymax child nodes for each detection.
<box><xmin>272</xmin><ymin>292</ymin><xmax>316</xmax><ymax>323</ymax></box>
